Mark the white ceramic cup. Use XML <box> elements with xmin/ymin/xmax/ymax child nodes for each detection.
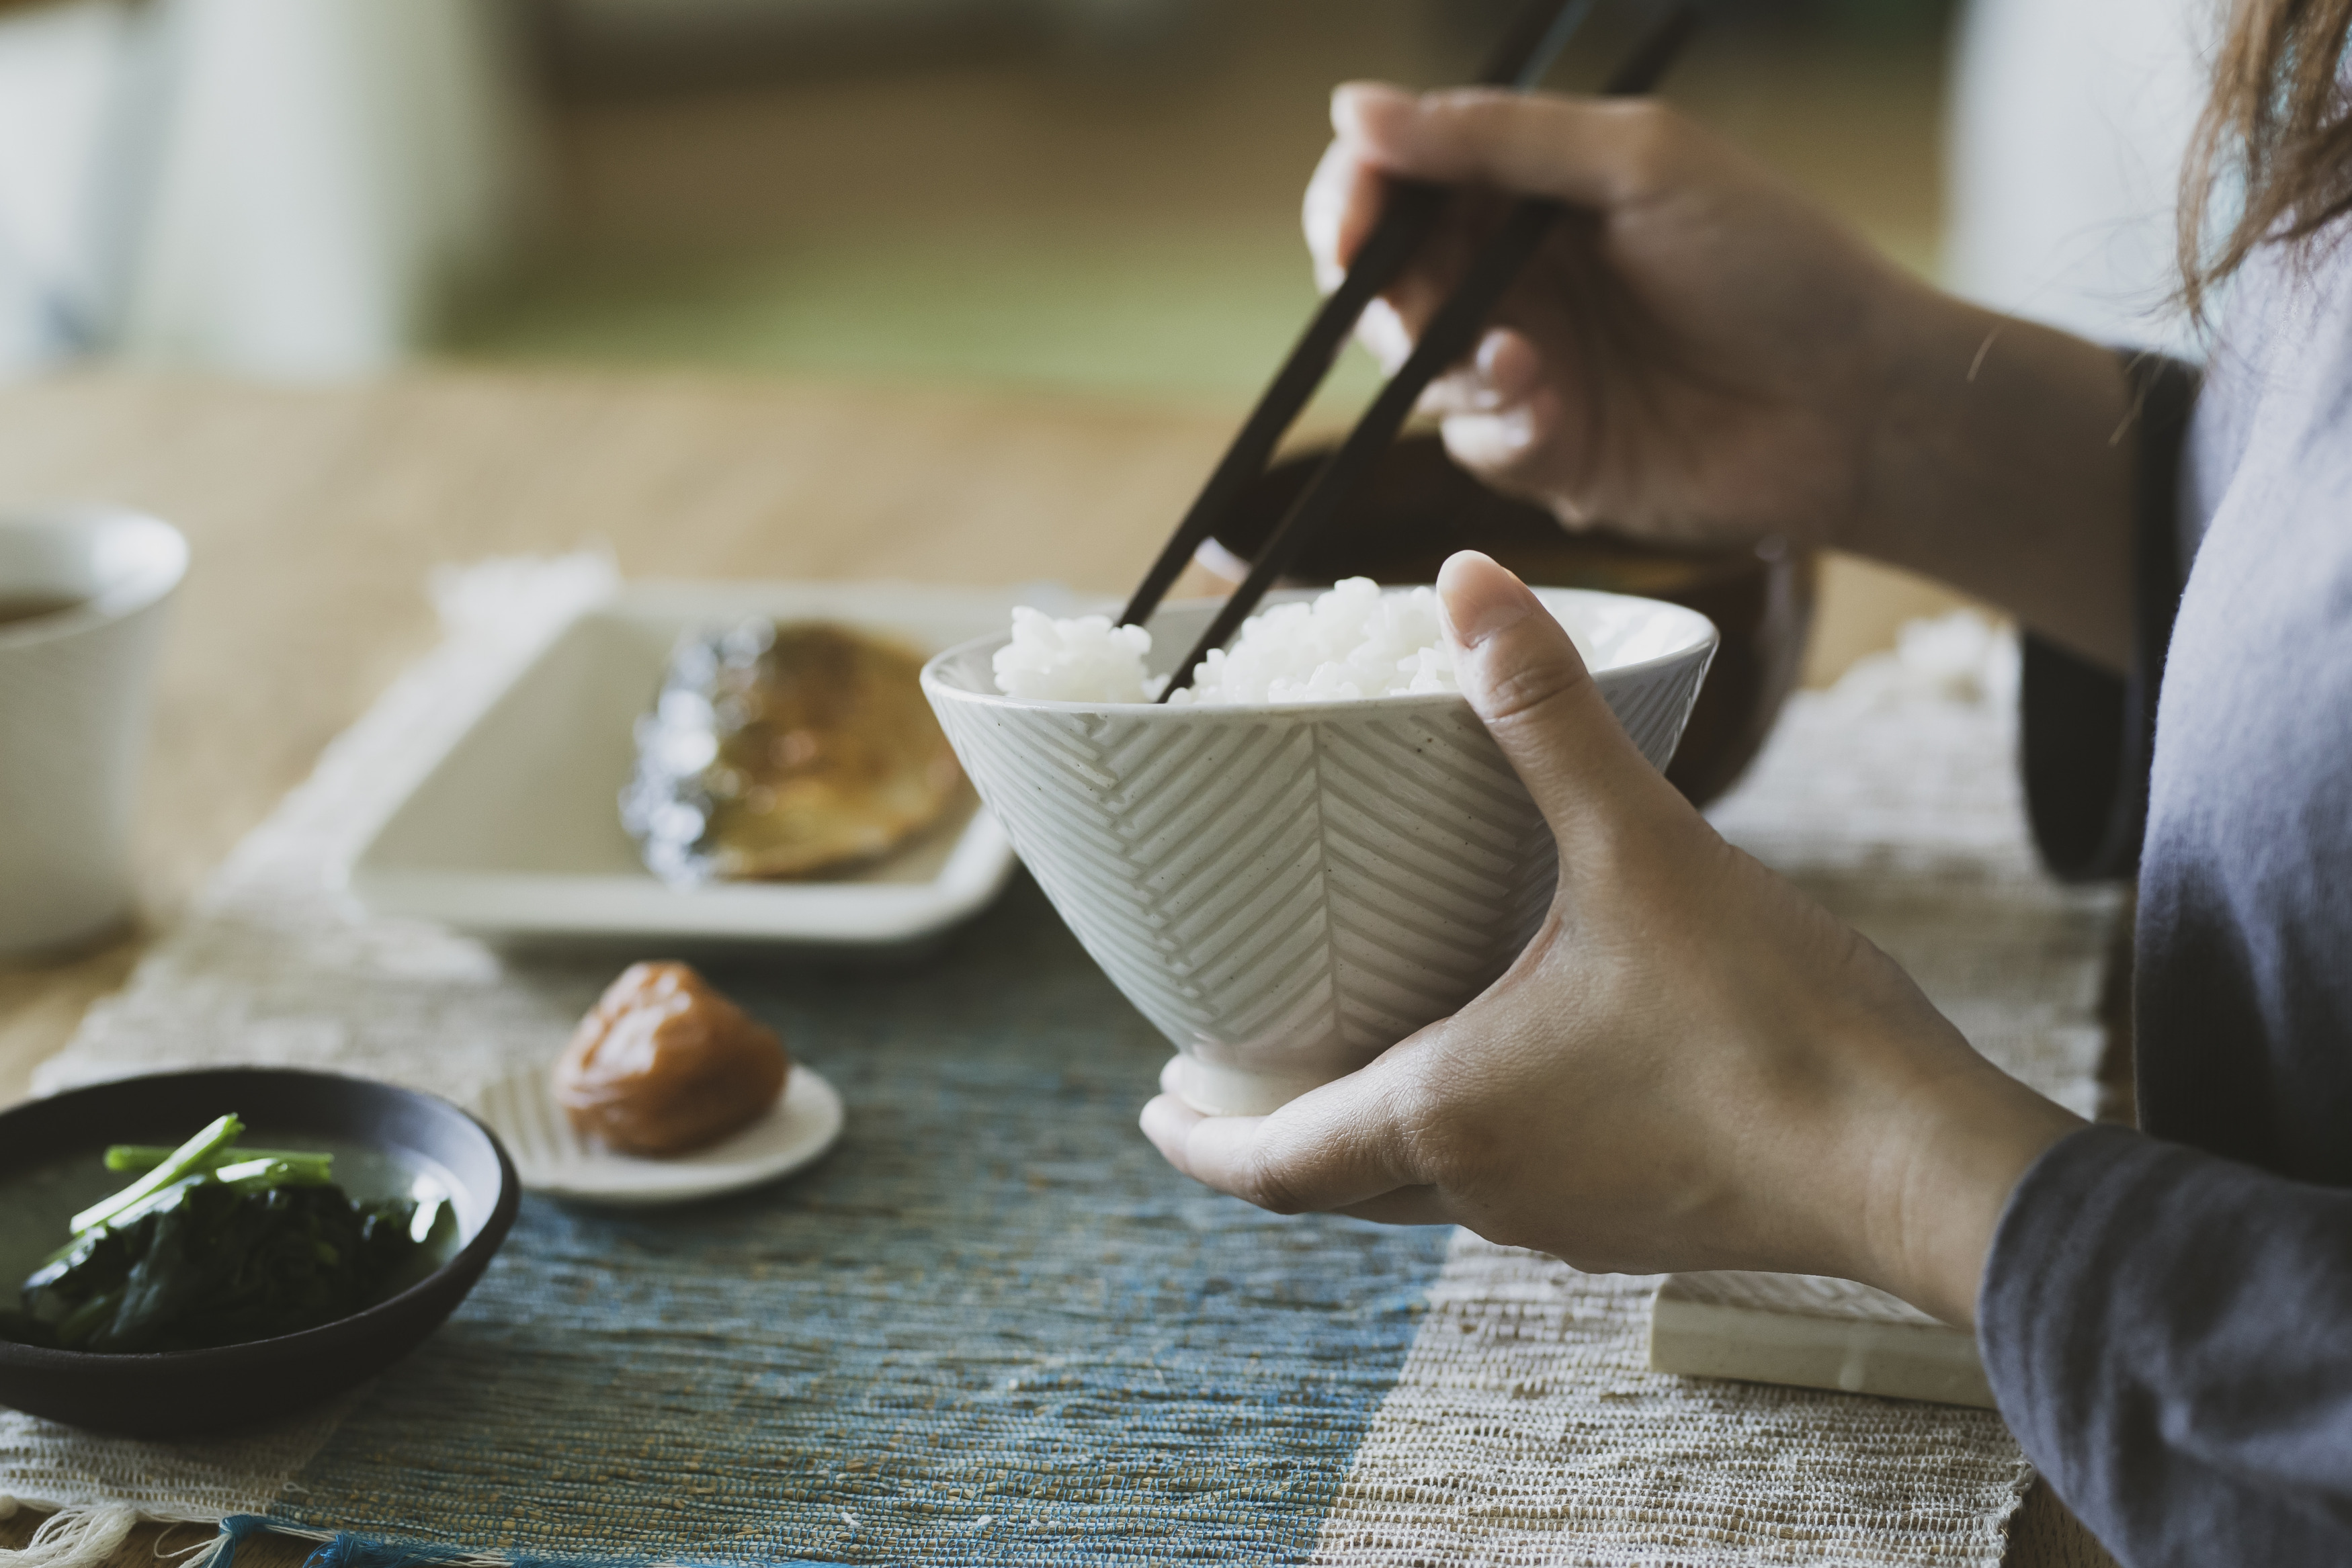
<box><xmin>0</xmin><ymin>507</ymin><xmax>187</xmax><ymax>957</ymax></box>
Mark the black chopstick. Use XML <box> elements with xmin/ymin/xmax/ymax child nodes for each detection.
<box><xmin>1114</xmin><ymin>0</ymin><xmax>1598</xmax><ymax>631</ymax></box>
<box><xmin>1157</xmin><ymin>2</ymin><xmax>1703</xmax><ymax>701</ymax></box>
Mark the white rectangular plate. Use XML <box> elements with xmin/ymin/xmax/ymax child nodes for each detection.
<box><xmin>344</xmin><ymin>579</ymin><xmax>1055</xmax><ymax>951</ymax></box>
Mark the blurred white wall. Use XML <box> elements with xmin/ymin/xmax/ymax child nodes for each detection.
<box><xmin>0</xmin><ymin>0</ymin><xmax>130</xmax><ymax>374</ymax></box>
<box><xmin>0</xmin><ymin>0</ymin><xmax>539</xmax><ymax>381</ymax></box>
<box><xmin>120</xmin><ymin>0</ymin><xmax>541</xmax><ymax>377</ymax></box>
<box><xmin>1944</xmin><ymin>0</ymin><xmax>2213</xmax><ymax>357</ymax></box>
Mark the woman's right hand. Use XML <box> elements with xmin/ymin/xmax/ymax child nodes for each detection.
<box><xmin>1308</xmin><ymin>83</ymin><xmax>1923</xmax><ymax>552</ymax></box>
<box><xmin>1304</xmin><ymin>84</ymin><xmax>2136</xmax><ymax>669</ymax></box>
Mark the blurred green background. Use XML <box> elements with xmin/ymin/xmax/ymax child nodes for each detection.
<box><xmin>448</xmin><ymin>0</ymin><xmax>1955</xmax><ymax>415</ymax></box>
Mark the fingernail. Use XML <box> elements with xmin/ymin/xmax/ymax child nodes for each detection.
<box><xmin>1333</xmin><ymin>81</ymin><xmax>1413</xmax><ymax>140</ymax></box>
<box><xmin>1437</xmin><ymin>552</ymin><xmax>1534</xmax><ymax>648</ymax></box>
<box><xmin>1458</xmin><ymin>352</ymin><xmax>1506</xmax><ymax>412</ymax></box>
<box><xmin>1474</xmin><ymin>328</ymin><xmax>1509</xmax><ymax>380</ymax></box>
<box><xmin>1440</xmin><ymin>405</ymin><xmax>1537</xmax><ymax>468</ymax></box>
<box><xmin>1419</xmin><ymin>345</ymin><xmax>1500</xmax><ymax>415</ymax></box>
<box><xmin>1473</xmin><ymin>326</ymin><xmax>1544</xmax><ymax>405</ymax></box>
<box><xmin>1302</xmin><ymin>171</ymin><xmax>1344</xmax><ymax>291</ymax></box>
<box><xmin>1357</xmin><ymin>297</ymin><xmax>1413</xmax><ymax>373</ymax></box>
<box><xmin>1139</xmin><ymin>1094</ymin><xmax>1183</xmax><ymax>1146</ymax></box>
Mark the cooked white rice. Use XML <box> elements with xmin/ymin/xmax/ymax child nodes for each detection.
<box><xmin>991</xmin><ymin>608</ymin><xmax>1165</xmax><ymax>702</ymax></box>
<box><xmin>1174</xmin><ymin>577</ymin><xmax>1459</xmax><ymax>703</ymax></box>
<box><xmin>994</xmin><ymin>578</ymin><xmax>1482</xmax><ymax>705</ymax></box>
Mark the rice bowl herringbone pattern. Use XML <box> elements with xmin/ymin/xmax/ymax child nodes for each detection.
<box><xmin>927</xmin><ymin>607</ymin><xmax>1713</xmax><ymax>1113</ymax></box>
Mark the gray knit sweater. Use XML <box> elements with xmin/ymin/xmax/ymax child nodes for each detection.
<box><xmin>1982</xmin><ymin>243</ymin><xmax>2352</xmax><ymax>1563</ymax></box>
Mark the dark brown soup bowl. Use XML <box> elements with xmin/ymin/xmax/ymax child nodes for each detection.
<box><xmin>0</xmin><ymin>1067</ymin><xmax>517</xmax><ymax>1436</ymax></box>
<box><xmin>1206</xmin><ymin>434</ymin><xmax>1816</xmax><ymax>807</ymax></box>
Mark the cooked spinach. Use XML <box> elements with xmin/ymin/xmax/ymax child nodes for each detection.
<box><xmin>0</xmin><ymin>1115</ymin><xmax>447</xmax><ymax>1354</ymax></box>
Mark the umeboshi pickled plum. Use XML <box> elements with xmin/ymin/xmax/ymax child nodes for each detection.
<box><xmin>554</xmin><ymin>962</ymin><xmax>789</xmax><ymax>1156</ymax></box>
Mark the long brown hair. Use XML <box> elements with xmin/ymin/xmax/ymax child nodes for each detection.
<box><xmin>2182</xmin><ymin>0</ymin><xmax>2352</xmax><ymax>315</ymax></box>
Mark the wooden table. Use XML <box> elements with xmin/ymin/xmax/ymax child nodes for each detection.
<box><xmin>0</xmin><ymin>369</ymin><xmax>2115</xmax><ymax>1567</ymax></box>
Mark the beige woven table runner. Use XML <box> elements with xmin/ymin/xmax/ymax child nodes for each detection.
<box><xmin>1310</xmin><ymin>614</ymin><xmax>2116</xmax><ymax>1567</ymax></box>
<box><xmin>1</xmin><ymin>566</ymin><xmax>2117</xmax><ymax>1566</ymax></box>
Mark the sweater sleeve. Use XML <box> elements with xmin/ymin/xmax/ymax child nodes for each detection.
<box><xmin>1979</xmin><ymin>1125</ymin><xmax>2352</xmax><ymax>1566</ymax></box>
<box><xmin>2019</xmin><ymin>354</ymin><xmax>2199</xmax><ymax>880</ymax></box>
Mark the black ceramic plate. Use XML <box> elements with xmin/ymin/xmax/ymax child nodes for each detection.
<box><xmin>0</xmin><ymin>1067</ymin><xmax>519</xmax><ymax>1436</ymax></box>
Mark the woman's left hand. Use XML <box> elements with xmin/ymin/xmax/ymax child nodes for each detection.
<box><xmin>1139</xmin><ymin>552</ymin><xmax>2081</xmax><ymax>1326</ymax></box>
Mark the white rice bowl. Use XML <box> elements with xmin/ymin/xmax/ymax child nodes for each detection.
<box><xmin>929</xmin><ymin>580</ymin><xmax>1719</xmax><ymax>1116</ymax></box>
<box><xmin>991</xmin><ymin>577</ymin><xmax>1598</xmax><ymax>705</ymax></box>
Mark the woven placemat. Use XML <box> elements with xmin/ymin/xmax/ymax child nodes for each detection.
<box><xmin>0</xmin><ymin>568</ymin><xmax>2113</xmax><ymax>1567</ymax></box>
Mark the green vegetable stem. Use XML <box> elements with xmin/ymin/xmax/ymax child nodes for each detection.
<box><xmin>105</xmin><ymin>1144</ymin><xmax>334</xmax><ymax>1179</ymax></box>
<box><xmin>71</xmin><ymin>1115</ymin><xmax>243</xmax><ymax>1235</ymax></box>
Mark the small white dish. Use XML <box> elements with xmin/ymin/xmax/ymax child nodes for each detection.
<box><xmin>473</xmin><ymin>1061</ymin><xmax>845</xmax><ymax>1207</ymax></box>
<box><xmin>345</xmin><ymin>580</ymin><xmax>1048</xmax><ymax>952</ymax></box>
